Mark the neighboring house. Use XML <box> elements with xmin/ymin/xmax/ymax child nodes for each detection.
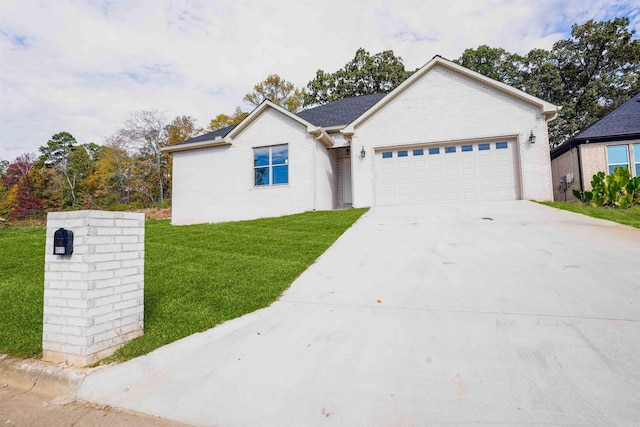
<box><xmin>550</xmin><ymin>92</ymin><xmax>640</xmax><ymax>202</ymax></box>
<box><xmin>162</xmin><ymin>56</ymin><xmax>559</xmax><ymax>225</ymax></box>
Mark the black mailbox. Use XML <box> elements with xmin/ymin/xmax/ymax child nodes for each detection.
<box><xmin>53</xmin><ymin>228</ymin><xmax>73</xmax><ymax>255</ymax></box>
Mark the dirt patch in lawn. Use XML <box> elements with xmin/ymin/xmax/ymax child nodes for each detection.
<box><xmin>134</xmin><ymin>208</ymin><xmax>172</xmax><ymax>220</ymax></box>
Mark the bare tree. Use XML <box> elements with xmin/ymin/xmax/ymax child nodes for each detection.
<box><xmin>118</xmin><ymin>110</ymin><xmax>169</xmax><ymax>203</ymax></box>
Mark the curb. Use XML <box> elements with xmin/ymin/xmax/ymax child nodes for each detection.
<box><xmin>0</xmin><ymin>354</ymin><xmax>93</xmax><ymax>398</ymax></box>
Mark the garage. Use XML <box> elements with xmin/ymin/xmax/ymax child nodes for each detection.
<box><xmin>374</xmin><ymin>139</ymin><xmax>521</xmax><ymax>206</ymax></box>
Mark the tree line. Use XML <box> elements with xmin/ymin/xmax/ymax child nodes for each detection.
<box><xmin>1</xmin><ymin>17</ymin><xmax>638</xmax><ymax>221</ymax></box>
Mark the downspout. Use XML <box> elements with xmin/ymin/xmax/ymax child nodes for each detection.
<box><xmin>577</xmin><ymin>143</ymin><xmax>584</xmax><ymax>192</ymax></box>
<box><xmin>312</xmin><ymin>137</ymin><xmax>317</xmax><ymax>211</ymax></box>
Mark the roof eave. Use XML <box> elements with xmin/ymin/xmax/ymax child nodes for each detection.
<box><xmin>161</xmin><ymin>138</ymin><xmax>232</xmax><ymax>153</ymax></box>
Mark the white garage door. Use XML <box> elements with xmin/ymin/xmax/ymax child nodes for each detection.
<box><xmin>374</xmin><ymin>140</ymin><xmax>520</xmax><ymax>206</ymax></box>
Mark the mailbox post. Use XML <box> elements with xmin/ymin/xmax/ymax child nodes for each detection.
<box><xmin>43</xmin><ymin>210</ymin><xmax>145</xmax><ymax>367</ymax></box>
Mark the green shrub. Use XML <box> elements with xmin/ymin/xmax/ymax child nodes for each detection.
<box><xmin>573</xmin><ymin>168</ymin><xmax>640</xmax><ymax>208</ymax></box>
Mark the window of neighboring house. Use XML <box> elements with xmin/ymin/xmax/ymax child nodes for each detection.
<box><xmin>254</xmin><ymin>144</ymin><xmax>288</xmax><ymax>186</ymax></box>
<box><xmin>606</xmin><ymin>145</ymin><xmax>629</xmax><ymax>174</ymax></box>
<box><xmin>634</xmin><ymin>144</ymin><xmax>640</xmax><ymax>177</ymax></box>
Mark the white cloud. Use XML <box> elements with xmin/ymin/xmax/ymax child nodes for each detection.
<box><xmin>0</xmin><ymin>0</ymin><xmax>638</xmax><ymax>161</ymax></box>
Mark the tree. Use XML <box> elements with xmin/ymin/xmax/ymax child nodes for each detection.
<box><xmin>304</xmin><ymin>48</ymin><xmax>414</xmax><ymax>106</ymax></box>
<box><xmin>208</xmin><ymin>107</ymin><xmax>248</xmax><ymax>131</ymax></box>
<box><xmin>38</xmin><ymin>132</ymin><xmax>84</xmax><ymax>206</ymax></box>
<box><xmin>455</xmin><ymin>45</ymin><xmax>527</xmax><ymax>88</ymax></box>
<box><xmin>549</xmin><ymin>17</ymin><xmax>640</xmax><ymax>145</ymax></box>
<box><xmin>166</xmin><ymin>115</ymin><xmax>204</xmax><ymax>146</ymax></box>
<box><xmin>8</xmin><ymin>171</ymin><xmax>43</xmax><ymax>220</ymax></box>
<box><xmin>455</xmin><ymin>18</ymin><xmax>640</xmax><ymax>147</ymax></box>
<box><xmin>84</xmin><ymin>137</ymin><xmax>138</xmax><ymax>208</ymax></box>
<box><xmin>117</xmin><ymin>110</ymin><xmax>170</xmax><ymax>203</ymax></box>
<box><xmin>243</xmin><ymin>74</ymin><xmax>305</xmax><ymax>112</ymax></box>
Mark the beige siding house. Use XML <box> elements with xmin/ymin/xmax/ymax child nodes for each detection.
<box><xmin>163</xmin><ymin>56</ymin><xmax>559</xmax><ymax>225</ymax></box>
<box><xmin>550</xmin><ymin>92</ymin><xmax>640</xmax><ymax>202</ymax></box>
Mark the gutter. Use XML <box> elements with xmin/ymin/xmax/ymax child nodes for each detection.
<box><xmin>308</xmin><ymin>127</ymin><xmax>335</xmax><ymax>147</ymax></box>
<box><xmin>161</xmin><ymin>137</ymin><xmax>232</xmax><ymax>154</ymax></box>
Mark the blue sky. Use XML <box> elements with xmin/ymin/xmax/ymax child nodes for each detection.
<box><xmin>0</xmin><ymin>0</ymin><xmax>638</xmax><ymax>162</ymax></box>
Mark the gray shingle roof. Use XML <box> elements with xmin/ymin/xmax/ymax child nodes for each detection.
<box><xmin>177</xmin><ymin>124</ymin><xmax>237</xmax><ymax>145</ymax></box>
<box><xmin>295</xmin><ymin>93</ymin><xmax>386</xmax><ymax>127</ymax></box>
<box><xmin>551</xmin><ymin>92</ymin><xmax>640</xmax><ymax>159</ymax></box>
<box><xmin>175</xmin><ymin>93</ymin><xmax>387</xmax><ymax>147</ymax></box>
<box><xmin>572</xmin><ymin>92</ymin><xmax>640</xmax><ymax>140</ymax></box>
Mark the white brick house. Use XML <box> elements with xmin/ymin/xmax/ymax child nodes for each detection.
<box><xmin>163</xmin><ymin>56</ymin><xmax>559</xmax><ymax>225</ymax></box>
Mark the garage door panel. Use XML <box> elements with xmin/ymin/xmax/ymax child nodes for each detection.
<box><xmin>375</xmin><ymin>140</ymin><xmax>520</xmax><ymax>206</ymax></box>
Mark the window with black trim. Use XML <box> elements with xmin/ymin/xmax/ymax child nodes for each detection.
<box><xmin>254</xmin><ymin>144</ymin><xmax>288</xmax><ymax>186</ymax></box>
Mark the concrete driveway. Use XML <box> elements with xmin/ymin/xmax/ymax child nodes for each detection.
<box><xmin>78</xmin><ymin>201</ymin><xmax>640</xmax><ymax>426</ymax></box>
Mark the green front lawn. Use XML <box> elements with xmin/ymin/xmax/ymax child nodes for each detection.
<box><xmin>0</xmin><ymin>209</ymin><xmax>367</xmax><ymax>362</ymax></box>
<box><xmin>540</xmin><ymin>202</ymin><xmax>640</xmax><ymax>229</ymax></box>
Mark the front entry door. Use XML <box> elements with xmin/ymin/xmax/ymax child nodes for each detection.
<box><xmin>342</xmin><ymin>157</ymin><xmax>352</xmax><ymax>205</ymax></box>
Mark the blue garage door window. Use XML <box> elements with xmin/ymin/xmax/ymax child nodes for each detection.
<box><xmin>254</xmin><ymin>144</ymin><xmax>288</xmax><ymax>186</ymax></box>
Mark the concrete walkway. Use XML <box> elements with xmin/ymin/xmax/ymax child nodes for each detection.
<box><xmin>77</xmin><ymin>201</ymin><xmax>640</xmax><ymax>426</ymax></box>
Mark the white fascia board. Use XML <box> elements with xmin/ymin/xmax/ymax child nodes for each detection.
<box><xmin>226</xmin><ymin>100</ymin><xmax>318</xmax><ymax>139</ymax></box>
<box><xmin>342</xmin><ymin>56</ymin><xmax>561</xmax><ymax>135</ymax></box>
<box><xmin>161</xmin><ymin>138</ymin><xmax>232</xmax><ymax>153</ymax></box>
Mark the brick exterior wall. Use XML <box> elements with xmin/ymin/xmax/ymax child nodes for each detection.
<box><xmin>550</xmin><ymin>148</ymin><xmax>581</xmax><ymax>201</ymax></box>
<box><xmin>552</xmin><ymin>141</ymin><xmax>640</xmax><ymax>201</ymax></box>
<box><xmin>580</xmin><ymin>144</ymin><xmax>607</xmax><ymax>191</ymax></box>
<box><xmin>171</xmin><ymin>109</ymin><xmax>335</xmax><ymax>225</ymax></box>
<box><xmin>350</xmin><ymin>65</ymin><xmax>554</xmax><ymax>206</ymax></box>
<box><xmin>43</xmin><ymin>211</ymin><xmax>144</xmax><ymax>367</ymax></box>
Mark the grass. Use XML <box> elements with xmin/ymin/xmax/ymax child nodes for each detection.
<box><xmin>0</xmin><ymin>226</ymin><xmax>46</xmax><ymax>358</ymax></box>
<box><xmin>0</xmin><ymin>209</ymin><xmax>367</xmax><ymax>361</ymax></box>
<box><xmin>540</xmin><ymin>202</ymin><xmax>640</xmax><ymax>229</ymax></box>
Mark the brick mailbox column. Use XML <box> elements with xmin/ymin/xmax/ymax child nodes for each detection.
<box><xmin>43</xmin><ymin>210</ymin><xmax>145</xmax><ymax>366</ymax></box>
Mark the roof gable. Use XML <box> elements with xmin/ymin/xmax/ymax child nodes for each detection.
<box><xmin>342</xmin><ymin>56</ymin><xmax>560</xmax><ymax>135</ymax></box>
<box><xmin>162</xmin><ymin>100</ymin><xmax>336</xmax><ymax>153</ymax></box>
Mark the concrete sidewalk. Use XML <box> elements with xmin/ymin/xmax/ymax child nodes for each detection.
<box><xmin>4</xmin><ymin>201</ymin><xmax>639</xmax><ymax>426</ymax></box>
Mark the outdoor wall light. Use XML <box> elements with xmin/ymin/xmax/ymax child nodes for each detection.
<box><xmin>346</xmin><ymin>147</ymin><xmax>351</xmax><ymax>155</ymax></box>
<box><xmin>360</xmin><ymin>146</ymin><xmax>366</xmax><ymax>158</ymax></box>
<box><xmin>528</xmin><ymin>131</ymin><xmax>536</xmax><ymax>144</ymax></box>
